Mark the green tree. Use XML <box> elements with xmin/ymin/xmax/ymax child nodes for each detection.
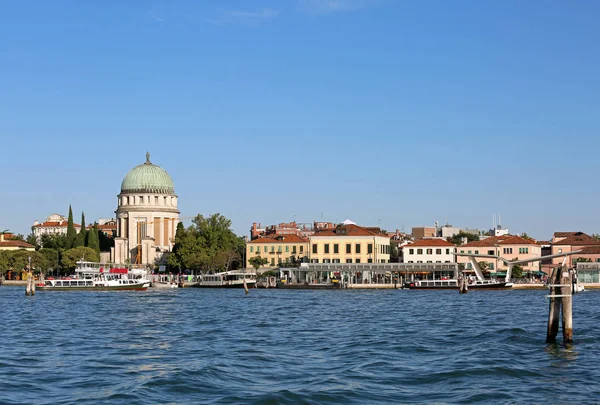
<box><xmin>0</xmin><ymin>250</ymin><xmax>8</xmax><ymax>275</ymax></box>
<box><xmin>448</xmin><ymin>231</ymin><xmax>480</xmax><ymax>246</ymax></box>
<box><xmin>26</xmin><ymin>231</ymin><xmax>39</xmax><ymax>249</ymax></box>
<box><xmin>6</xmin><ymin>250</ymin><xmax>48</xmax><ymax>274</ymax></box>
<box><xmin>66</xmin><ymin>205</ymin><xmax>77</xmax><ymax>248</ymax></box>
<box><xmin>87</xmin><ymin>222</ymin><xmax>100</xmax><ymax>253</ymax></box>
<box><xmin>40</xmin><ymin>233</ymin><xmax>69</xmax><ymax>250</ymax></box>
<box><xmin>512</xmin><ymin>264</ymin><xmax>524</xmax><ymax>279</ymax></box>
<box><xmin>249</xmin><ymin>256</ymin><xmax>268</xmax><ymax>273</ymax></box>
<box><xmin>61</xmin><ymin>247</ymin><xmax>100</xmax><ymax>272</ymax></box>
<box><xmin>74</xmin><ymin>212</ymin><xmax>86</xmax><ymax>248</ymax></box>
<box><xmin>98</xmin><ymin>230</ymin><xmax>114</xmax><ymax>252</ymax></box>
<box><xmin>592</xmin><ymin>233</ymin><xmax>600</xmax><ymax>241</ymax></box>
<box><xmin>390</xmin><ymin>243</ymin><xmax>399</xmax><ymax>262</ymax></box>
<box><xmin>8</xmin><ymin>233</ymin><xmax>25</xmax><ymax>241</ymax></box>
<box><xmin>39</xmin><ymin>248</ymin><xmax>60</xmax><ymax>273</ymax></box>
<box><xmin>167</xmin><ymin>222</ymin><xmax>186</xmax><ymax>271</ymax></box>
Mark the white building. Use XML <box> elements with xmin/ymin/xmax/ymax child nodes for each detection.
<box><xmin>402</xmin><ymin>239</ymin><xmax>456</xmax><ymax>263</ymax></box>
<box><xmin>32</xmin><ymin>214</ymin><xmax>81</xmax><ymax>241</ymax></box>
<box><xmin>112</xmin><ymin>153</ymin><xmax>180</xmax><ymax>266</ymax></box>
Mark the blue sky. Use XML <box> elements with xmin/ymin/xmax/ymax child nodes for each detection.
<box><xmin>1</xmin><ymin>0</ymin><xmax>599</xmax><ymax>239</ymax></box>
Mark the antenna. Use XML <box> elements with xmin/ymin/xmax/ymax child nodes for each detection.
<box><xmin>499</xmin><ymin>214</ymin><xmax>501</xmax><ymax>228</ymax></box>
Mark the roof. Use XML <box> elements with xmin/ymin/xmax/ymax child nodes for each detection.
<box><xmin>403</xmin><ymin>239</ymin><xmax>455</xmax><ymax>248</ymax></box>
<box><xmin>33</xmin><ymin>221</ymin><xmax>81</xmax><ymax>228</ymax></box>
<box><xmin>553</xmin><ymin>232</ymin><xmax>579</xmax><ymax>238</ymax></box>
<box><xmin>552</xmin><ymin>233</ymin><xmax>600</xmax><ymax>246</ymax></box>
<box><xmin>248</xmin><ymin>234</ymin><xmax>308</xmax><ymax>244</ymax></box>
<box><xmin>579</xmin><ymin>246</ymin><xmax>600</xmax><ymax>255</ymax></box>
<box><xmin>0</xmin><ymin>240</ymin><xmax>35</xmax><ymax>249</ymax></box>
<box><xmin>461</xmin><ymin>235</ymin><xmax>540</xmax><ymax>247</ymax></box>
<box><xmin>312</xmin><ymin>224</ymin><xmax>387</xmax><ymax>238</ymax></box>
<box><xmin>121</xmin><ymin>153</ymin><xmax>175</xmax><ymax>195</ymax></box>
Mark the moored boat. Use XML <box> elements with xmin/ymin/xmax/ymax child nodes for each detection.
<box><xmin>188</xmin><ymin>270</ymin><xmax>257</xmax><ymax>288</ymax></box>
<box><xmin>405</xmin><ymin>279</ymin><xmax>513</xmax><ymax>290</ymax></box>
<box><xmin>37</xmin><ymin>261</ymin><xmax>151</xmax><ymax>291</ymax></box>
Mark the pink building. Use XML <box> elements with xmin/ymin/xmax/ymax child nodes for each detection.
<box><xmin>456</xmin><ymin>235</ymin><xmax>541</xmax><ymax>275</ymax></box>
<box><xmin>550</xmin><ymin>232</ymin><xmax>600</xmax><ymax>265</ymax></box>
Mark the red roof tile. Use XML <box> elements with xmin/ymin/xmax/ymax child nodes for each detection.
<box><xmin>312</xmin><ymin>224</ymin><xmax>387</xmax><ymax>238</ymax></box>
<box><xmin>403</xmin><ymin>239</ymin><xmax>455</xmax><ymax>247</ymax></box>
<box><xmin>461</xmin><ymin>235</ymin><xmax>540</xmax><ymax>247</ymax></box>
<box><xmin>0</xmin><ymin>240</ymin><xmax>35</xmax><ymax>248</ymax></box>
<box><xmin>552</xmin><ymin>233</ymin><xmax>600</xmax><ymax>246</ymax></box>
<box><xmin>578</xmin><ymin>246</ymin><xmax>600</xmax><ymax>255</ymax></box>
<box><xmin>34</xmin><ymin>221</ymin><xmax>81</xmax><ymax>228</ymax></box>
<box><xmin>553</xmin><ymin>232</ymin><xmax>580</xmax><ymax>238</ymax></box>
<box><xmin>248</xmin><ymin>234</ymin><xmax>308</xmax><ymax>244</ymax></box>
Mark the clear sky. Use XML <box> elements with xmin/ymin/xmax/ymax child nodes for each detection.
<box><xmin>1</xmin><ymin>0</ymin><xmax>599</xmax><ymax>240</ymax></box>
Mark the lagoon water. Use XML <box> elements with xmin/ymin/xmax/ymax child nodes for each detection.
<box><xmin>1</xmin><ymin>287</ymin><xmax>600</xmax><ymax>404</ymax></box>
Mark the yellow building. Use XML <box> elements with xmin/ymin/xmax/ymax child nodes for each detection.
<box><xmin>246</xmin><ymin>234</ymin><xmax>309</xmax><ymax>268</ymax></box>
<box><xmin>0</xmin><ymin>234</ymin><xmax>35</xmax><ymax>251</ymax></box>
<box><xmin>309</xmin><ymin>224</ymin><xmax>391</xmax><ymax>264</ymax></box>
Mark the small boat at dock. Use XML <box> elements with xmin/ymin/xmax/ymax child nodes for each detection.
<box><xmin>188</xmin><ymin>270</ymin><xmax>257</xmax><ymax>288</ymax></box>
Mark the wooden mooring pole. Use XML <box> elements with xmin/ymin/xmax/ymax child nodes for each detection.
<box><xmin>546</xmin><ymin>266</ymin><xmax>573</xmax><ymax>343</ymax></box>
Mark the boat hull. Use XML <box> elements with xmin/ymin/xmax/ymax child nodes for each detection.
<box><xmin>276</xmin><ymin>282</ymin><xmax>342</xmax><ymax>290</ymax></box>
<box><xmin>37</xmin><ymin>284</ymin><xmax>149</xmax><ymax>291</ymax></box>
<box><xmin>405</xmin><ymin>282</ymin><xmax>513</xmax><ymax>290</ymax></box>
<box><xmin>188</xmin><ymin>282</ymin><xmax>257</xmax><ymax>288</ymax></box>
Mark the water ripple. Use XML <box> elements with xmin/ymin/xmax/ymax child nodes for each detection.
<box><xmin>1</xmin><ymin>287</ymin><xmax>600</xmax><ymax>404</ymax></box>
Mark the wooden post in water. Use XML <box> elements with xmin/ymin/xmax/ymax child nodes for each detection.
<box><xmin>546</xmin><ymin>267</ymin><xmax>561</xmax><ymax>343</ymax></box>
<box><xmin>561</xmin><ymin>268</ymin><xmax>573</xmax><ymax>343</ymax></box>
<box><xmin>25</xmin><ymin>271</ymin><xmax>31</xmax><ymax>296</ymax></box>
<box><xmin>243</xmin><ymin>278</ymin><xmax>249</xmax><ymax>294</ymax></box>
<box><xmin>31</xmin><ymin>272</ymin><xmax>36</xmax><ymax>295</ymax></box>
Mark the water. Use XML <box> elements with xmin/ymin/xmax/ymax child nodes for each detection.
<box><xmin>1</xmin><ymin>287</ymin><xmax>599</xmax><ymax>404</ymax></box>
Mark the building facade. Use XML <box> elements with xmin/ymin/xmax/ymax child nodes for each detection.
<box><xmin>456</xmin><ymin>235</ymin><xmax>541</xmax><ymax>274</ymax></box>
<box><xmin>0</xmin><ymin>234</ymin><xmax>35</xmax><ymax>251</ymax></box>
<box><xmin>246</xmin><ymin>234</ymin><xmax>309</xmax><ymax>268</ymax></box>
<box><xmin>113</xmin><ymin>153</ymin><xmax>180</xmax><ymax>266</ymax></box>
<box><xmin>32</xmin><ymin>214</ymin><xmax>81</xmax><ymax>241</ymax></box>
<box><xmin>309</xmin><ymin>224</ymin><xmax>391</xmax><ymax>264</ymax></box>
<box><xmin>402</xmin><ymin>239</ymin><xmax>455</xmax><ymax>263</ymax></box>
<box><xmin>550</xmin><ymin>232</ymin><xmax>600</xmax><ymax>265</ymax></box>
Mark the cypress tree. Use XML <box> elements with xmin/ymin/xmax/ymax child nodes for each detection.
<box><xmin>87</xmin><ymin>222</ymin><xmax>100</xmax><ymax>253</ymax></box>
<box><xmin>74</xmin><ymin>212</ymin><xmax>86</xmax><ymax>248</ymax></box>
<box><xmin>66</xmin><ymin>205</ymin><xmax>76</xmax><ymax>248</ymax></box>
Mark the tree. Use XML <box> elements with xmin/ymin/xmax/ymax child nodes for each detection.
<box><xmin>167</xmin><ymin>222</ymin><xmax>186</xmax><ymax>271</ymax></box>
<box><xmin>26</xmin><ymin>231</ymin><xmax>39</xmax><ymax>249</ymax></box>
<box><xmin>61</xmin><ymin>247</ymin><xmax>100</xmax><ymax>272</ymax></box>
<box><xmin>448</xmin><ymin>231</ymin><xmax>480</xmax><ymax>246</ymax></box>
<box><xmin>74</xmin><ymin>212</ymin><xmax>86</xmax><ymax>248</ymax></box>
<box><xmin>39</xmin><ymin>248</ymin><xmax>60</xmax><ymax>273</ymax></box>
<box><xmin>8</xmin><ymin>234</ymin><xmax>25</xmax><ymax>241</ymax></box>
<box><xmin>521</xmin><ymin>233</ymin><xmax>535</xmax><ymax>241</ymax></box>
<box><xmin>98</xmin><ymin>230</ymin><xmax>114</xmax><ymax>252</ymax></box>
<box><xmin>66</xmin><ymin>205</ymin><xmax>77</xmax><ymax>248</ymax></box>
<box><xmin>249</xmin><ymin>256</ymin><xmax>268</xmax><ymax>273</ymax></box>
<box><xmin>478</xmin><ymin>261</ymin><xmax>489</xmax><ymax>271</ymax></box>
<box><xmin>512</xmin><ymin>264</ymin><xmax>524</xmax><ymax>279</ymax></box>
<box><xmin>592</xmin><ymin>234</ymin><xmax>600</xmax><ymax>241</ymax></box>
<box><xmin>87</xmin><ymin>222</ymin><xmax>100</xmax><ymax>253</ymax></box>
<box><xmin>0</xmin><ymin>251</ymin><xmax>8</xmax><ymax>275</ymax></box>
<box><xmin>40</xmin><ymin>233</ymin><xmax>69</xmax><ymax>250</ymax></box>
<box><xmin>6</xmin><ymin>250</ymin><xmax>48</xmax><ymax>274</ymax></box>
<box><xmin>390</xmin><ymin>243</ymin><xmax>399</xmax><ymax>262</ymax></box>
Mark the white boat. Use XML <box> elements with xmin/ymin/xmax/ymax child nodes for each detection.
<box><xmin>405</xmin><ymin>278</ymin><xmax>513</xmax><ymax>290</ymax></box>
<box><xmin>189</xmin><ymin>270</ymin><xmax>257</xmax><ymax>288</ymax></box>
<box><xmin>37</xmin><ymin>261</ymin><xmax>151</xmax><ymax>291</ymax></box>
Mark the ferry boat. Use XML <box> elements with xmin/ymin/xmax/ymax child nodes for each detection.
<box><xmin>37</xmin><ymin>261</ymin><xmax>151</xmax><ymax>291</ymax></box>
<box><xmin>405</xmin><ymin>279</ymin><xmax>513</xmax><ymax>290</ymax></box>
<box><xmin>189</xmin><ymin>270</ymin><xmax>257</xmax><ymax>288</ymax></box>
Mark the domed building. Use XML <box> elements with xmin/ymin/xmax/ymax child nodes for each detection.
<box><xmin>112</xmin><ymin>153</ymin><xmax>180</xmax><ymax>266</ymax></box>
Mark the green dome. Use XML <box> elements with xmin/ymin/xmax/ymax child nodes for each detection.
<box><xmin>121</xmin><ymin>153</ymin><xmax>175</xmax><ymax>194</ymax></box>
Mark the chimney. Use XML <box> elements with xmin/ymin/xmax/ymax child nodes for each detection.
<box><xmin>461</xmin><ymin>237</ymin><xmax>468</xmax><ymax>245</ymax></box>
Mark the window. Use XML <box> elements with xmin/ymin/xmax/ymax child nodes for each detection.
<box><xmin>250</xmin><ymin>246</ymin><xmax>254</xmax><ymax>253</ymax></box>
<box><xmin>503</xmin><ymin>248</ymin><xmax>513</xmax><ymax>254</ymax></box>
<box><xmin>558</xmin><ymin>248</ymin><xmax>562</xmax><ymax>253</ymax></box>
<box><xmin>312</xmin><ymin>244</ymin><xmax>317</xmax><ymax>254</ymax></box>
<box><xmin>256</xmin><ymin>246</ymin><xmax>261</xmax><ymax>253</ymax></box>
<box><xmin>488</xmin><ymin>250</ymin><xmax>494</xmax><ymax>255</ymax></box>
<box><xmin>346</xmin><ymin>244</ymin><xmax>351</xmax><ymax>254</ymax></box>
<box><xmin>368</xmin><ymin>259</ymin><xmax>373</xmax><ymax>263</ymax></box>
<box><xmin>324</xmin><ymin>244</ymin><xmax>330</xmax><ymax>254</ymax></box>
<box><xmin>334</xmin><ymin>244</ymin><xmax>339</xmax><ymax>254</ymax></box>
<box><xmin>475</xmin><ymin>250</ymin><xmax>479</xmax><ymax>254</ymax></box>
<box><xmin>436</xmin><ymin>249</ymin><xmax>442</xmax><ymax>254</ymax></box>
<box><xmin>368</xmin><ymin>244</ymin><xmax>373</xmax><ymax>254</ymax></box>
<box><xmin>356</xmin><ymin>244</ymin><xmax>361</xmax><ymax>254</ymax></box>
<box><xmin>292</xmin><ymin>246</ymin><xmax>296</xmax><ymax>254</ymax></box>
<box><xmin>278</xmin><ymin>246</ymin><xmax>282</xmax><ymax>252</ymax></box>
<box><xmin>323</xmin><ymin>259</ymin><xmax>331</xmax><ymax>263</ymax></box>
<box><xmin>446</xmin><ymin>249</ymin><xmax>450</xmax><ymax>254</ymax></box>
<box><xmin>155</xmin><ymin>196</ymin><xmax>159</xmax><ymax>205</ymax></box>
<box><xmin>489</xmin><ymin>263</ymin><xmax>495</xmax><ymax>270</ymax></box>
<box><xmin>270</xmin><ymin>258</ymin><xmax>275</xmax><ymax>266</ymax></box>
<box><xmin>355</xmin><ymin>258</ymin><xmax>361</xmax><ymax>263</ymax></box>
<box><xmin>346</xmin><ymin>259</ymin><xmax>353</xmax><ymax>263</ymax></box>
<box><xmin>426</xmin><ymin>249</ymin><xmax>433</xmax><ymax>254</ymax></box>
<box><xmin>519</xmin><ymin>248</ymin><xmax>529</xmax><ymax>254</ymax></box>
<box><xmin>417</xmin><ymin>249</ymin><xmax>423</xmax><ymax>255</ymax></box>
<box><xmin>409</xmin><ymin>249</ymin><xmax>414</xmax><ymax>255</ymax></box>
<box><xmin>332</xmin><ymin>259</ymin><xmax>340</xmax><ymax>263</ymax></box>
<box><xmin>300</xmin><ymin>246</ymin><xmax>304</xmax><ymax>253</ymax></box>
<box><xmin>468</xmin><ymin>250</ymin><xmax>471</xmax><ymax>254</ymax></box>
<box><xmin>285</xmin><ymin>246</ymin><xmax>289</xmax><ymax>253</ymax></box>
<box><xmin>460</xmin><ymin>250</ymin><xmax>464</xmax><ymax>253</ymax></box>
<box><xmin>271</xmin><ymin>246</ymin><xmax>275</xmax><ymax>252</ymax></box>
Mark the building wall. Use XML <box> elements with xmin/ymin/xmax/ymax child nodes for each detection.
<box><xmin>308</xmin><ymin>235</ymin><xmax>391</xmax><ymax>264</ymax></box>
<box><xmin>456</xmin><ymin>244</ymin><xmax>541</xmax><ymax>272</ymax></box>
<box><xmin>402</xmin><ymin>246</ymin><xmax>455</xmax><ymax>263</ymax></box>
<box><xmin>246</xmin><ymin>241</ymin><xmax>309</xmax><ymax>268</ymax></box>
<box><xmin>412</xmin><ymin>227</ymin><xmax>436</xmax><ymax>240</ymax></box>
